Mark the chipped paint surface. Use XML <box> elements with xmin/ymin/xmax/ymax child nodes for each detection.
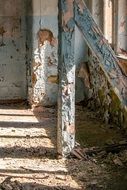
<box><xmin>26</xmin><ymin>0</ymin><xmax>58</xmax><ymax>106</ymax></box>
<box><xmin>32</xmin><ymin>35</ymin><xmax>58</xmax><ymax>106</ymax></box>
<box><xmin>74</xmin><ymin>0</ymin><xmax>127</xmax><ymax>107</ymax></box>
<box><xmin>57</xmin><ymin>0</ymin><xmax>75</xmax><ymax>156</ymax></box>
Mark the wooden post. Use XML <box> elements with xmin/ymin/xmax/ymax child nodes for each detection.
<box><xmin>57</xmin><ymin>0</ymin><xmax>75</xmax><ymax>156</ymax></box>
<box><xmin>74</xmin><ymin>0</ymin><xmax>127</xmax><ymax>106</ymax></box>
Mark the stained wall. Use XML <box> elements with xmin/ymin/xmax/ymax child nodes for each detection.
<box><xmin>26</xmin><ymin>0</ymin><xmax>58</xmax><ymax>106</ymax></box>
<box><xmin>26</xmin><ymin>0</ymin><xmax>87</xmax><ymax>106</ymax></box>
<box><xmin>0</xmin><ymin>0</ymin><xmax>27</xmax><ymax>100</ymax></box>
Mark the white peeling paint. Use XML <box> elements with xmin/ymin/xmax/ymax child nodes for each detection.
<box><xmin>32</xmin><ymin>40</ymin><xmax>58</xmax><ymax>106</ymax></box>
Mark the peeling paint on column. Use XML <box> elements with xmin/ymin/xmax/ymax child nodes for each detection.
<box><xmin>26</xmin><ymin>0</ymin><xmax>59</xmax><ymax>106</ymax></box>
<box><xmin>32</xmin><ymin>29</ymin><xmax>58</xmax><ymax>106</ymax></box>
<box><xmin>74</xmin><ymin>0</ymin><xmax>127</xmax><ymax>107</ymax></box>
<box><xmin>57</xmin><ymin>0</ymin><xmax>75</xmax><ymax>156</ymax></box>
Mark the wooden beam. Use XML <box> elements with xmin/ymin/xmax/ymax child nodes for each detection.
<box><xmin>74</xmin><ymin>0</ymin><xmax>127</xmax><ymax>106</ymax></box>
<box><xmin>57</xmin><ymin>0</ymin><xmax>75</xmax><ymax>156</ymax></box>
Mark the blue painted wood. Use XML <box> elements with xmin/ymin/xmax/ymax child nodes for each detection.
<box><xmin>57</xmin><ymin>0</ymin><xmax>75</xmax><ymax>156</ymax></box>
<box><xmin>74</xmin><ymin>0</ymin><xmax>127</xmax><ymax>106</ymax></box>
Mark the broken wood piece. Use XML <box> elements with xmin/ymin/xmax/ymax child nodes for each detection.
<box><xmin>84</xmin><ymin>141</ymin><xmax>127</xmax><ymax>156</ymax></box>
<box><xmin>71</xmin><ymin>147</ymin><xmax>87</xmax><ymax>160</ymax></box>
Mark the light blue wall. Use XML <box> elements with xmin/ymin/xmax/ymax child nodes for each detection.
<box><xmin>75</xmin><ymin>26</ymin><xmax>88</xmax><ymax>102</ymax></box>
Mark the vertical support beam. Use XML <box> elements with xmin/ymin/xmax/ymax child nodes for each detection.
<box><xmin>91</xmin><ymin>0</ymin><xmax>103</xmax><ymax>31</ymax></box>
<box><xmin>112</xmin><ymin>0</ymin><xmax>118</xmax><ymax>52</ymax></box>
<box><xmin>117</xmin><ymin>0</ymin><xmax>127</xmax><ymax>52</ymax></box>
<box><xmin>57</xmin><ymin>0</ymin><xmax>75</xmax><ymax>156</ymax></box>
<box><xmin>103</xmin><ymin>0</ymin><xmax>113</xmax><ymax>44</ymax></box>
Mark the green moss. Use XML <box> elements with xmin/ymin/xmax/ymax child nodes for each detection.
<box><xmin>98</xmin><ymin>88</ymin><xmax>105</xmax><ymax>103</ymax></box>
<box><xmin>109</xmin><ymin>89</ymin><xmax>121</xmax><ymax>114</ymax></box>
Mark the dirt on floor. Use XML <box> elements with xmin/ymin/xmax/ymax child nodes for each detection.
<box><xmin>0</xmin><ymin>104</ymin><xmax>127</xmax><ymax>190</ymax></box>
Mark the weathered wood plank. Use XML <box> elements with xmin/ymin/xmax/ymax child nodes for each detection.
<box><xmin>57</xmin><ymin>0</ymin><xmax>75</xmax><ymax>156</ymax></box>
<box><xmin>74</xmin><ymin>0</ymin><xmax>127</xmax><ymax>106</ymax></box>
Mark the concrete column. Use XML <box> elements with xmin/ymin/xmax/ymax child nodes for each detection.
<box><xmin>57</xmin><ymin>0</ymin><xmax>75</xmax><ymax>156</ymax></box>
<box><xmin>103</xmin><ymin>0</ymin><xmax>113</xmax><ymax>44</ymax></box>
<box><xmin>112</xmin><ymin>0</ymin><xmax>118</xmax><ymax>52</ymax></box>
<box><xmin>91</xmin><ymin>0</ymin><xmax>103</xmax><ymax>31</ymax></box>
<box><xmin>26</xmin><ymin>0</ymin><xmax>58</xmax><ymax>106</ymax></box>
<box><xmin>117</xmin><ymin>0</ymin><xmax>127</xmax><ymax>52</ymax></box>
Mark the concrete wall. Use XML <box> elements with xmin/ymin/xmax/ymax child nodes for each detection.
<box><xmin>26</xmin><ymin>0</ymin><xmax>87</xmax><ymax>106</ymax></box>
<box><xmin>0</xmin><ymin>0</ymin><xmax>89</xmax><ymax>105</ymax></box>
<box><xmin>0</xmin><ymin>0</ymin><xmax>27</xmax><ymax>100</ymax></box>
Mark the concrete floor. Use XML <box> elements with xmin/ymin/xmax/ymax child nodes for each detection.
<box><xmin>0</xmin><ymin>104</ymin><xmax>126</xmax><ymax>190</ymax></box>
<box><xmin>0</xmin><ymin>104</ymin><xmax>82</xmax><ymax>189</ymax></box>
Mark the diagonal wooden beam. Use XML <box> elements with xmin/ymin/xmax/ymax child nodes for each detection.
<box><xmin>74</xmin><ymin>0</ymin><xmax>127</xmax><ymax>106</ymax></box>
<box><xmin>57</xmin><ymin>0</ymin><xmax>75</xmax><ymax>156</ymax></box>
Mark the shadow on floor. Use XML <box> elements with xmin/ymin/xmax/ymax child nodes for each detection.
<box><xmin>0</xmin><ymin>146</ymin><xmax>56</xmax><ymax>159</ymax></box>
<box><xmin>0</xmin><ymin>104</ymin><xmax>127</xmax><ymax>189</ymax></box>
<box><xmin>0</xmin><ymin>180</ymin><xmax>79</xmax><ymax>190</ymax></box>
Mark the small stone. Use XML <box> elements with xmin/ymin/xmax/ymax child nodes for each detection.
<box><xmin>113</xmin><ymin>158</ymin><xmax>123</xmax><ymax>166</ymax></box>
<box><xmin>56</xmin><ymin>175</ymin><xmax>66</xmax><ymax>180</ymax></box>
<box><xmin>91</xmin><ymin>180</ymin><xmax>98</xmax><ymax>185</ymax></box>
<box><xmin>119</xmin><ymin>140</ymin><xmax>127</xmax><ymax>145</ymax></box>
<box><xmin>92</xmin><ymin>159</ymin><xmax>97</xmax><ymax>163</ymax></box>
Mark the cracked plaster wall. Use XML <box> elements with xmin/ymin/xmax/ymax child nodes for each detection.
<box><xmin>27</xmin><ymin>0</ymin><xmax>86</xmax><ymax>106</ymax></box>
<box><xmin>0</xmin><ymin>0</ymin><xmax>89</xmax><ymax>105</ymax></box>
<box><xmin>86</xmin><ymin>56</ymin><xmax>126</xmax><ymax>128</ymax></box>
<box><xmin>78</xmin><ymin>51</ymin><xmax>127</xmax><ymax>128</ymax></box>
<box><xmin>32</xmin><ymin>33</ymin><xmax>58</xmax><ymax>106</ymax></box>
<box><xmin>27</xmin><ymin>0</ymin><xmax>58</xmax><ymax>106</ymax></box>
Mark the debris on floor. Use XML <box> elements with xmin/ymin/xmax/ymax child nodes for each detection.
<box><xmin>0</xmin><ymin>104</ymin><xmax>127</xmax><ymax>189</ymax></box>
